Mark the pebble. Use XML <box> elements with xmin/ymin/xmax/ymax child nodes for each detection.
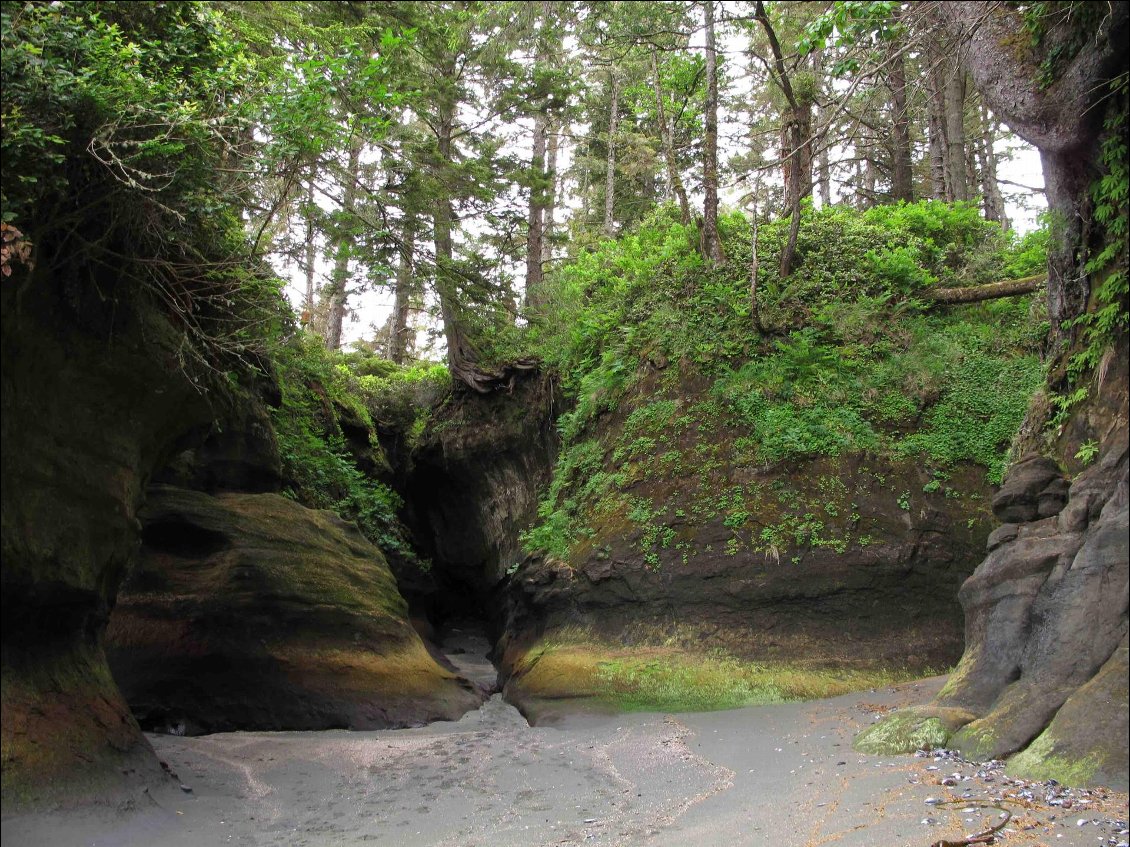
<box><xmin>913</xmin><ymin>748</ymin><xmax>1129</xmax><ymax>847</ymax></box>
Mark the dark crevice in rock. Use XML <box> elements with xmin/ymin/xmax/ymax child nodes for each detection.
<box><xmin>142</xmin><ymin>520</ymin><xmax>229</xmax><ymax>558</ymax></box>
<box><xmin>394</xmin><ymin>372</ymin><xmax>560</xmax><ymax>645</ymax></box>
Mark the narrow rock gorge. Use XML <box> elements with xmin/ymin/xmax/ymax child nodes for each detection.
<box><xmin>2</xmin><ymin>2</ymin><xmax>1127</xmax><ymax>839</ymax></box>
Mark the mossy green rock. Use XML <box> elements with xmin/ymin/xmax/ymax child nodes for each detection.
<box><xmin>1006</xmin><ymin>639</ymin><xmax>1129</xmax><ymax>790</ymax></box>
<box><xmin>853</xmin><ymin>706</ymin><xmax>975</xmax><ymax>755</ymax></box>
<box><xmin>107</xmin><ymin>485</ymin><xmax>484</xmax><ymax>732</ymax></box>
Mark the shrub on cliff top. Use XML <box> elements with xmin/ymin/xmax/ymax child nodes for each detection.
<box><xmin>520</xmin><ymin>201</ymin><xmax>1045</xmax><ymax>563</ymax></box>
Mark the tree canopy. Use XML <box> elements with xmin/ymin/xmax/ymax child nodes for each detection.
<box><xmin>2</xmin><ymin>0</ymin><xmax>1125</xmax><ymax>397</ymax></box>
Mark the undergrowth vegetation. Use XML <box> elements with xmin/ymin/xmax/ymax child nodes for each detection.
<box><xmin>521</xmin><ymin>201</ymin><xmax>1046</xmax><ymax>563</ymax></box>
<box><xmin>271</xmin><ymin>336</ymin><xmax>449</xmax><ymax>567</ymax></box>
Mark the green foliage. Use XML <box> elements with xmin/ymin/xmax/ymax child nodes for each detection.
<box><xmin>896</xmin><ymin>349</ymin><xmax>1042</xmax><ymax>482</ymax></box>
<box><xmin>1</xmin><ymin>1</ymin><xmax>252</xmax><ymax>225</ymax></box>
<box><xmin>271</xmin><ymin>334</ymin><xmax>433</xmax><ymax>567</ymax></box>
<box><xmin>1002</xmin><ymin>221</ymin><xmax>1051</xmax><ymax>279</ymax></box>
<box><xmin>0</xmin><ymin>1</ymin><xmax>296</xmax><ymax>371</ymax></box>
<box><xmin>1074</xmin><ymin>439</ymin><xmax>1099</xmax><ymax>466</ymax></box>
<box><xmin>521</xmin><ymin>438</ymin><xmax>606</xmax><ymax>559</ymax></box>
<box><xmin>350</xmin><ymin>354</ymin><xmax>451</xmax><ymax>443</ymax></box>
<box><xmin>523</xmin><ymin>201</ymin><xmax>1044</xmax><ymax>562</ymax></box>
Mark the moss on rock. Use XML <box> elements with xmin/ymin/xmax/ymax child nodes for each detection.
<box><xmin>853</xmin><ymin>707</ymin><xmax>970</xmax><ymax>755</ymax></box>
<box><xmin>504</xmin><ymin>627</ymin><xmax>932</xmax><ymax>721</ymax></box>
<box><xmin>107</xmin><ymin>485</ymin><xmax>484</xmax><ymax>732</ymax></box>
<box><xmin>1006</xmin><ymin>733</ymin><xmax>1102</xmax><ymax>787</ymax></box>
<box><xmin>1006</xmin><ymin>640</ymin><xmax>1129</xmax><ymax>790</ymax></box>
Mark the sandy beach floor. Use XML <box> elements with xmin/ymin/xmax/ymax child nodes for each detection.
<box><xmin>4</xmin><ymin>635</ymin><xmax>1126</xmax><ymax>847</ymax></box>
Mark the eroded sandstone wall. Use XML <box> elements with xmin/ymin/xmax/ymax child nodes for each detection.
<box><xmin>1</xmin><ymin>271</ymin><xmax>214</xmax><ymax>809</ymax></box>
<box><xmin>857</xmin><ymin>345</ymin><xmax>1129</xmax><ymax>789</ymax></box>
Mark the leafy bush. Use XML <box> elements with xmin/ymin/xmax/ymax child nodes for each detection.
<box><xmin>521</xmin><ymin>201</ymin><xmax>1045</xmax><ymax>562</ymax></box>
<box><xmin>270</xmin><ymin>335</ymin><xmax>439</xmax><ymax>565</ymax></box>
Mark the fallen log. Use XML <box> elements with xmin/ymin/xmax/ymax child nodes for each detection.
<box><xmin>926</xmin><ymin>273</ymin><xmax>1047</xmax><ymax>304</ymax></box>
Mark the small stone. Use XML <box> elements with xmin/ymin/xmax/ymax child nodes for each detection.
<box><xmin>180</xmin><ymin>784</ymin><xmax>193</xmax><ymax>793</ymax></box>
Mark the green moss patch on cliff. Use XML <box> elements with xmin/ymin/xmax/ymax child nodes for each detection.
<box><xmin>504</xmin><ymin>628</ymin><xmax>934</xmax><ymax>716</ymax></box>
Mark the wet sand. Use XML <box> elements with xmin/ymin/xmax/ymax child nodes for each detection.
<box><xmin>4</xmin><ymin>640</ymin><xmax>1126</xmax><ymax>847</ymax></box>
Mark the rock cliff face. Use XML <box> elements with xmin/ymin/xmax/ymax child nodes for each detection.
<box><xmin>857</xmin><ymin>346</ymin><xmax>1129</xmax><ymax>789</ymax></box>
<box><xmin>107</xmin><ymin>486</ymin><xmax>483</xmax><ymax>733</ymax></box>
<box><xmin>497</xmin><ymin>375</ymin><xmax>1000</xmax><ymax>712</ymax></box>
<box><xmin>1</xmin><ymin>272</ymin><xmax>215</xmax><ymax>809</ymax></box>
<box><xmin>500</xmin><ymin>460</ymin><xmax>992</xmax><ymax>667</ymax></box>
<box><xmin>153</xmin><ymin>374</ymin><xmax>283</xmax><ymax>495</ymax></box>
<box><xmin>403</xmin><ymin>373</ymin><xmax>559</xmax><ymax>622</ymax></box>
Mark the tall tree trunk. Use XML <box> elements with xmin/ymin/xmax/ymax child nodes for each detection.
<box><xmin>887</xmin><ymin>34</ymin><xmax>914</xmax><ymax>203</ymax></box>
<box><xmin>435</xmin><ymin>193</ymin><xmax>475</xmax><ymax>377</ymax></box>
<box><xmin>809</xmin><ymin>47</ymin><xmax>831</xmax><ymax>207</ymax></box>
<box><xmin>390</xmin><ymin>212</ymin><xmax>417</xmax><ymax>365</ymax></box>
<box><xmin>944</xmin><ymin>68</ymin><xmax>970</xmax><ymax>201</ymax></box>
<box><xmin>302</xmin><ymin>179</ymin><xmax>316</xmax><ymax>323</ymax></box>
<box><xmin>926</xmin><ymin>56</ymin><xmax>951</xmax><ymax>199</ymax></box>
<box><xmin>975</xmin><ymin>103</ymin><xmax>1009</xmax><ymax>228</ymax></box>
<box><xmin>542</xmin><ymin>124</ymin><xmax>559</xmax><ymax>267</ymax></box>
<box><xmin>321</xmin><ymin>137</ymin><xmax>362</xmax><ymax>351</ymax></box>
<box><xmin>749</xmin><ymin>196</ymin><xmax>762</xmax><ymax>331</ymax></box>
<box><xmin>650</xmin><ymin>47</ymin><xmax>692</xmax><ymax>225</ymax></box>
<box><xmin>433</xmin><ymin>94</ymin><xmax>478</xmax><ymax>382</ymax></box>
<box><xmin>779</xmin><ymin>118</ymin><xmax>804</xmax><ymax>277</ymax></box>
<box><xmin>755</xmin><ymin>0</ymin><xmax>805</xmax><ymax>276</ymax></box>
<box><xmin>817</xmin><ymin>142</ymin><xmax>831</xmax><ymax>206</ymax></box>
<box><xmin>862</xmin><ymin>157</ymin><xmax>878</xmax><ymax>208</ymax></box>
<box><xmin>604</xmin><ymin>72</ymin><xmax>619</xmax><ymax>238</ymax></box>
<box><xmin>525</xmin><ymin>110</ymin><xmax>547</xmax><ymax>300</ymax></box>
<box><xmin>702</xmin><ymin>0</ymin><xmax>725</xmax><ymax>264</ymax></box>
<box><xmin>780</xmin><ymin>103</ymin><xmax>814</xmax><ymax>204</ymax></box>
